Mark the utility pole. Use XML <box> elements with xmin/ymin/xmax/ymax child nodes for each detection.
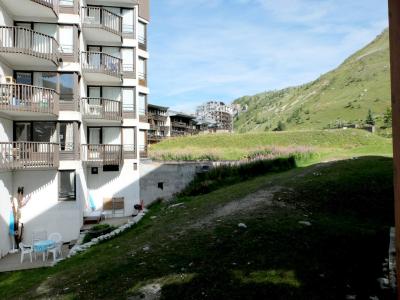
<box><xmin>388</xmin><ymin>0</ymin><xmax>400</xmax><ymax>296</ymax></box>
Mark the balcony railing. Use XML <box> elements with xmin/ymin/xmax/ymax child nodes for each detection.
<box><xmin>0</xmin><ymin>26</ymin><xmax>59</xmax><ymax>65</ymax></box>
<box><xmin>171</xmin><ymin>121</ymin><xmax>189</xmax><ymax>128</ymax></box>
<box><xmin>81</xmin><ymin>98</ymin><xmax>122</xmax><ymax>121</ymax></box>
<box><xmin>123</xmin><ymin>144</ymin><xmax>137</xmax><ymax>159</ymax></box>
<box><xmin>148</xmin><ymin>112</ymin><xmax>168</xmax><ymax>122</ymax></box>
<box><xmin>82</xmin><ymin>6</ymin><xmax>122</xmax><ymax>36</ymax></box>
<box><xmin>138</xmin><ymin>72</ymin><xmax>147</xmax><ymax>87</ymax></box>
<box><xmin>0</xmin><ymin>142</ymin><xmax>59</xmax><ymax>170</ymax></box>
<box><xmin>0</xmin><ymin>84</ymin><xmax>59</xmax><ymax>115</ymax></box>
<box><xmin>81</xmin><ymin>51</ymin><xmax>122</xmax><ymax>79</ymax></box>
<box><xmin>82</xmin><ymin>144</ymin><xmax>123</xmax><ymax>166</ymax></box>
<box><xmin>139</xmin><ymin>145</ymin><xmax>148</xmax><ymax>158</ymax></box>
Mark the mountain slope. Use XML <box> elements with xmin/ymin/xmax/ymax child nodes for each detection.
<box><xmin>234</xmin><ymin>29</ymin><xmax>391</xmax><ymax>132</ymax></box>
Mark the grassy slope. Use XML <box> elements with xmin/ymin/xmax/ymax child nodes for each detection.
<box><xmin>150</xmin><ymin>129</ymin><xmax>392</xmax><ymax>163</ymax></box>
<box><xmin>234</xmin><ymin>29</ymin><xmax>391</xmax><ymax>132</ymax></box>
<box><xmin>0</xmin><ymin>156</ymin><xmax>394</xmax><ymax>299</ymax></box>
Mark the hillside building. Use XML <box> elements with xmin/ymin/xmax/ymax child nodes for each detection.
<box><xmin>147</xmin><ymin>104</ymin><xmax>169</xmax><ymax>144</ymax></box>
<box><xmin>0</xmin><ymin>0</ymin><xmax>150</xmax><ymax>257</ymax></box>
<box><xmin>196</xmin><ymin>101</ymin><xmax>235</xmax><ymax>132</ymax></box>
<box><xmin>169</xmin><ymin>111</ymin><xmax>196</xmax><ymax>137</ymax></box>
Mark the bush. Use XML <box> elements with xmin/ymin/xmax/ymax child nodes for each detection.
<box><xmin>180</xmin><ymin>157</ymin><xmax>296</xmax><ymax>196</ymax></box>
<box><xmin>83</xmin><ymin>224</ymin><xmax>116</xmax><ymax>244</ymax></box>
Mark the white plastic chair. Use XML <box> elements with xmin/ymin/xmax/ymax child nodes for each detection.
<box><xmin>47</xmin><ymin>232</ymin><xmax>63</xmax><ymax>262</ymax></box>
<box><xmin>19</xmin><ymin>243</ymin><xmax>33</xmax><ymax>263</ymax></box>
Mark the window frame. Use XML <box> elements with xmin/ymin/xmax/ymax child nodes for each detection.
<box><xmin>58</xmin><ymin>170</ymin><xmax>77</xmax><ymax>202</ymax></box>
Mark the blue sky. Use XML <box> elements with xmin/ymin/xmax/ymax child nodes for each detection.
<box><xmin>148</xmin><ymin>0</ymin><xmax>388</xmax><ymax>113</ymax></box>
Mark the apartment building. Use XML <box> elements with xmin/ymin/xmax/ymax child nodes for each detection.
<box><xmin>169</xmin><ymin>111</ymin><xmax>196</xmax><ymax>137</ymax></box>
<box><xmin>147</xmin><ymin>103</ymin><xmax>169</xmax><ymax>144</ymax></box>
<box><xmin>0</xmin><ymin>0</ymin><xmax>150</xmax><ymax>256</ymax></box>
<box><xmin>196</xmin><ymin>101</ymin><xmax>235</xmax><ymax>132</ymax></box>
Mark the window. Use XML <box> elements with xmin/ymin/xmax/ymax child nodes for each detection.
<box><xmin>60</xmin><ymin>0</ymin><xmax>73</xmax><ymax>6</ymax></box>
<box><xmin>59</xmin><ymin>26</ymin><xmax>74</xmax><ymax>54</ymax></box>
<box><xmin>121</xmin><ymin>48</ymin><xmax>134</xmax><ymax>72</ymax></box>
<box><xmin>60</xmin><ymin>73</ymin><xmax>74</xmax><ymax>101</ymax></box>
<box><xmin>122</xmin><ymin>9</ymin><xmax>134</xmax><ymax>34</ymax></box>
<box><xmin>138</xmin><ymin>93</ymin><xmax>147</xmax><ymax>115</ymax></box>
<box><xmin>138</xmin><ymin>57</ymin><xmax>146</xmax><ymax>79</ymax></box>
<box><xmin>59</xmin><ymin>122</ymin><xmax>74</xmax><ymax>151</ymax></box>
<box><xmin>59</xmin><ymin>170</ymin><xmax>76</xmax><ymax>201</ymax></box>
<box><xmin>122</xmin><ymin>88</ymin><xmax>135</xmax><ymax>112</ymax></box>
<box><xmin>138</xmin><ymin>22</ymin><xmax>146</xmax><ymax>44</ymax></box>
<box><xmin>39</xmin><ymin>72</ymin><xmax>57</xmax><ymax>91</ymax></box>
<box><xmin>33</xmin><ymin>122</ymin><xmax>57</xmax><ymax>142</ymax></box>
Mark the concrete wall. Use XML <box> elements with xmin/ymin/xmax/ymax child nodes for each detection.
<box><xmin>87</xmin><ymin>160</ymin><xmax>140</xmax><ymax>216</ymax></box>
<box><xmin>140</xmin><ymin>161</ymin><xmax>211</xmax><ymax>206</ymax></box>
<box><xmin>13</xmin><ymin>170</ymin><xmax>83</xmax><ymax>244</ymax></box>
<box><xmin>0</xmin><ymin>171</ymin><xmax>12</xmax><ymax>257</ymax></box>
<box><xmin>138</xmin><ymin>0</ymin><xmax>150</xmax><ymax>21</ymax></box>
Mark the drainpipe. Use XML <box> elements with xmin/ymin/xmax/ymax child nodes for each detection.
<box><xmin>388</xmin><ymin>0</ymin><xmax>400</xmax><ymax>296</ymax></box>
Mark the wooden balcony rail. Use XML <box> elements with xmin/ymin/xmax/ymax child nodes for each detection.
<box><xmin>138</xmin><ymin>35</ymin><xmax>147</xmax><ymax>51</ymax></box>
<box><xmin>148</xmin><ymin>112</ymin><xmax>167</xmax><ymax>121</ymax></box>
<box><xmin>123</xmin><ymin>144</ymin><xmax>137</xmax><ymax>159</ymax></box>
<box><xmin>0</xmin><ymin>84</ymin><xmax>59</xmax><ymax>115</ymax></box>
<box><xmin>82</xmin><ymin>6</ymin><xmax>122</xmax><ymax>36</ymax></box>
<box><xmin>81</xmin><ymin>51</ymin><xmax>122</xmax><ymax>78</ymax></box>
<box><xmin>82</xmin><ymin>144</ymin><xmax>123</xmax><ymax>166</ymax></box>
<box><xmin>0</xmin><ymin>26</ymin><xmax>59</xmax><ymax>65</ymax></box>
<box><xmin>139</xmin><ymin>145</ymin><xmax>148</xmax><ymax>158</ymax></box>
<box><xmin>32</xmin><ymin>0</ymin><xmax>59</xmax><ymax>15</ymax></box>
<box><xmin>0</xmin><ymin>142</ymin><xmax>59</xmax><ymax>170</ymax></box>
<box><xmin>171</xmin><ymin>121</ymin><xmax>189</xmax><ymax>128</ymax></box>
<box><xmin>81</xmin><ymin>98</ymin><xmax>122</xmax><ymax>121</ymax></box>
<box><xmin>138</xmin><ymin>72</ymin><xmax>147</xmax><ymax>86</ymax></box>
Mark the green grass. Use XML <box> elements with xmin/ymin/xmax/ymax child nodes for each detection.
<box><xmin>0</xmin><ymin>156</ymin><xmax>394</xmax><ymax>299</ymax></box>
<box><xmin>150</xmin><ymin>129</ymin><xmax>392</xmax><ymax>163</ymax></box>
<box><xmin>234</xmin><ymin>29</ymin><xmax>391</xmax><ymax>132</ymax></box>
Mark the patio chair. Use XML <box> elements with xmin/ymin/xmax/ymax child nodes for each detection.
<box><xmin>47</xmin><ymin>232</ymin><xmax>63</xmax><ymax>262</ymax></box>
<box><xmin>19</xmin><ymin>243</ymin><xmax>33</xmax><ymax>263</ymax></box>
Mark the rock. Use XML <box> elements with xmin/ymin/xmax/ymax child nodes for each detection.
<box><xmin>238</xmin><ymin>223</ymin><xmax>247</xmax><ymax>229</ymax></box>
<box><xmin>369</xmin><ymin>296</ymin><xmax>379</xmax><ymax>300</ymax></box>
<box><xmin>345</xmin><ymin>295</ymin><xmax>356</xmax><ymax>300</ymax></box>
<box><xmin>150</xmin><ymin>216</ymin><xmax>157</xmax><ymax>219</ymax></box>
<box><xmin>377</xmin><ymin>278</ymin><xmax>389</xmax><ymax>289</ymax></box>
<box><xmin>143</xmin><ymin>246</ymin><xmax>150</xmax><ymax>252</ymax></box>
<box><xmin>299</xmin><ymin>221</ymin><xmax>312</xmax><ymax>226</ymax></box>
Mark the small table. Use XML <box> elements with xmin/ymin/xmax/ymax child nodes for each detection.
<box><xmin>34</xmin><ymin>240</ymin><xmax>55</xmax><ymax>261</ymax></box>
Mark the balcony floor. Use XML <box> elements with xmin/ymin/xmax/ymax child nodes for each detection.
<box><xmin>1</xmin><ymin>0</ymin><xmax>57</xmax><ymax>20</ymax></box>
<box><xmin>82</xmin><ymin>27</ymin><xmax>122</xmax><ymax>44</ymax></box>
<box><xmin>82</xmin><ymin>72</ymin><xmax>122</xmax><ymax>85</ymax></box>
<box><xmin>0</xmin><ymin>52</ymin><xmax>57</xmax><ymax>70</ymax></box>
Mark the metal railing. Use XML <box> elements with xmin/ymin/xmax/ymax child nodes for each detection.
<box><xmin>0</xmin><ymin>84</ymin><xmax>59</xmax><ymax>115</ymax></box>
<box><xmin>0</xmin><ymin>142</ymin><xmax>59</xmax><ymax>170</ymax></box>
<box><xmin>0</xmin><ymin>26</ymin><xmax>59</xmax><ymax>65</ymax></box>
<box><xmin>81</xmin><ymin>144</ymin><xmax>123</xmax><ymax>166</ymax></box>
<box><xmin>81</xmin><ymin>51</ymin><xmax>122</xmax><ymax>78</ymax></box>
<box><xmin>81</xmin><ymin>98</ymin><xmax>122</xmax><ymax>121</ymax></box>
<box><xmin>82</xmin><ymin>6</ymin><xmax>122</xmax><ymax>36</ymax></box>
<box><xmin>123</xmin><ymin>144</ymin><xmax>137</xmax><ymax>159</ymax></box>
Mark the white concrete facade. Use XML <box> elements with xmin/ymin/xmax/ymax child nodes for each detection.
<box><xmin>0</xmin><ymin>0</ymin><xmax>150</xmax><ymax>256</ymax></box>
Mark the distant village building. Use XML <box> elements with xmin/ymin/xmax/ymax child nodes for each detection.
<box><xmin>147</xmin><ymin>104</ymin><xmax>169</xmax><ymax>144</ymax></box>
<box><xmin>168</xmin><ymin>111</ymin><xmax>197</xmax><ymax>137</ymax></box>
<box><xmin>196</xmin><ymin>101</ymin><xmax>239</xmax><ymax>132</ymax></box>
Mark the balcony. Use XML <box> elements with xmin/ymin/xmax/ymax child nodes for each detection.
<box><xmin>81</xmin><ymin>144</ymin><xmax>123</xmax><ymax>166</ymax></box>
<box><xmin>0</xmin><ymin>142</ymin><xmax>59</xmax><ymax>170</ymax></box>
<box><xmin>138</xmin><ymin>72</ymin><xmax>147</xmax><ymax>87</ymax></box>
<box><xmin>171</xmin><ymin>121</ymin><xmax>189</xmax><ymax>128</ymax></box>
<box><xmin>0</xmin><ymin>84</ymin><xmax>58</xmax><ymax>117</ymax></box>
<box><xmin>81</xmin><ymin>52</ymin><xmax>122</xmax><ymax>84</ymax></box>
<box><xmin>1</xmin><ymin>0</ymin><xmax>58</xmax><ymax>20</ymax></box>
<box><xmin>81</xmin><ymin>98</ymin><xmax>122</xmax><ymax>123</ymax></box>
<box><xmin>0</xmin><ymin>27</ymin><xmax>60</xmax><ymax>69</ymax></box>
<box><xmin>148</xmin><ymin>112</ymin><xmax>168</xmax><ymax>122</ymax></box>
<box><xmin>82</xmin><ymin>7</ymin><xmax>122</xmax><ymax>44</ymax></box>
<box><xmin>139</xmin><ymin>145</ymin><xmax>148</xmax><ymax>158</ymax></box>
<box><xmin>123</xmin><ymin>144</ymin><xmax>137</xmax><ymax>159</ymax></box>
